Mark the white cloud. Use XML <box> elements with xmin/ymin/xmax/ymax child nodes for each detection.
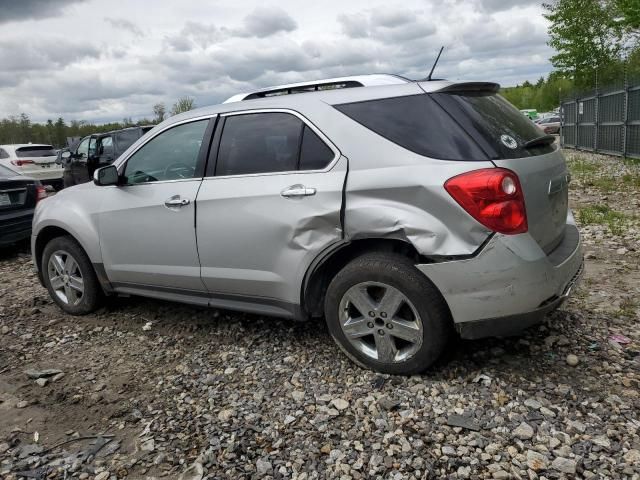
<box><xmin>0</xmin><ymin>0</ymin><xmax>554</xmax><ymax>123</ymax></box>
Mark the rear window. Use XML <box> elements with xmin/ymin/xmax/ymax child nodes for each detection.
<box><xmin>335</xmin><ymin>93</ymin><xmax>555</xmax><ymax>160</ymax></box>
<box><xmin>431</xmin><ymin>93</ymin><xmax>556</xmax><ymax>158</ymax></box>
<box><xmin>16</xmin><ymin>146</ymin><xmax>56</xmax><ymax>158</ymax></box>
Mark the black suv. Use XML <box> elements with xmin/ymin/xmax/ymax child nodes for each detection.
<box><xmin>59</xmin><ymin>126</ymin><xmax>153</xmax><ymax>188</ymax></box>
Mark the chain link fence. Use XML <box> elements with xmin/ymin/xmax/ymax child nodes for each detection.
<box><xmin>561</xmin><ymin>71</ymin><xmax>640</xmax><ymax>158</ymax></box>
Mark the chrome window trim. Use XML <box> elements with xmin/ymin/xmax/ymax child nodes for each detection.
<box><xmin>206</xmin><ymin>108</ymin><xmax>341</xmax><ymax>180</ymax></box>
<box><xmin>113</xmin><ymin>115</ymin><xmax>217</xmax><ymax>185</ymax></box>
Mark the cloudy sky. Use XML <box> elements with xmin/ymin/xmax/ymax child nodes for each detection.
<box><xmin>0</xmin><ymin>0</ymin><xmax>551</xmax><ymax>123</ymax></box>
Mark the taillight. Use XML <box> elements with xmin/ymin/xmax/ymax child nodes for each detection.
<box><xmin>36</xmin><ymin>184</ymin><xmax>47</xmax><ymax>203</ymax></box>
<box><xmin>444</xmin><ymin>168</ymin><xmax>528</xmax><ymax>235</ymax></box>
<box><xmin>11</xmin><ymin>160</ymin><xmax>35</xmax><ymax>167</ymax></box>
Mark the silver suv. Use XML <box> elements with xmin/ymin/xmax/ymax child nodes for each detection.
<box><xmin>32</xmin><ymin>75</ymin><xmax>583</xmax><ymax>374</ymax></box>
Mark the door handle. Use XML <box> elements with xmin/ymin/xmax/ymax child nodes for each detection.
<box><xmin>164</xmin><ymin>196</ymin><xmax>190</xmax><ymax>208</ymax></box>
<box><xmin>281</xmin><ymin>184</ymin><xmax>316</xmax><ymax>198</ymax></box>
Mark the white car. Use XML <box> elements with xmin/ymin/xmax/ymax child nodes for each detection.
<box><xmin>0</xmin><ymin>144</ymin><xmax>63</xmax><ymax>189</ymax></box>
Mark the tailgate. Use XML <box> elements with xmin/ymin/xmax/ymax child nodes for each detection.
<box><xmin>493</xmin><ymin>150</ymin><xmax>569</xmax><ymax>253</ymax></box>
<box><xmin>15</xmin><ymin>146</ymin><xmax>58</xmax><ymax>166</ymax></box>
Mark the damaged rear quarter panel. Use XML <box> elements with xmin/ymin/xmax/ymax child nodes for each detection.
<box><xmin>344</xmin><ymin>162</ymin><xmax>493</xmax><ymax>256</ymax></box>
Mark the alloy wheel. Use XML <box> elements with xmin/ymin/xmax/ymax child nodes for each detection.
<box><xmin>47</xmin><ymin>250</ymin><xmax>84</xmax><ymax>306</ymax></box>
<box><xmin>338</xmin><ymin>281</ymin><xmax>423</xmax><ymax>363</ymax></box>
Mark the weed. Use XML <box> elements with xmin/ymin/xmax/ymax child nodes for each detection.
<box><xmin>621</xmin><ymin>173</ymin><xmax>640</xmax><ymax>188</ymax></box>
<box><xmin>567</xmin><ymin>157</ymin><xmax>598</xmax><ymax>176</ymax></box>
<box><xmin>622</xmin><ymin>156</ymin><xmax>640</xmax><ymax>167</ymax></box>
<box><xmin>577</xmin><ymin>204</ymin><xmax>630</xmax><ymax>235</ymax></box>
<box><xmin>617</xmin><ymin>297</ymin><xmax>638</xmax><ymax>317</ymax></box>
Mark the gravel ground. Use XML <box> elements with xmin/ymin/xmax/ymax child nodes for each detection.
<box><xmin>0</xmin><ymin>149</ymin><xmax>639</xmax><ymax>480</ymax></box>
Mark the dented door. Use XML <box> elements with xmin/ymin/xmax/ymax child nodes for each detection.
<box><xmin>195</xmin><ymin>156</ymin><xmax>347</xmax><ymax>305</ymax></box>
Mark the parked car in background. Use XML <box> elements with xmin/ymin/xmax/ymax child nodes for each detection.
<box><xmin>520</xmin><ymin>109</ymin><xmax>538</xmax><ymax>120</ymax></box>
<box><xmin>0</xmin><ymin>144</ymin><xmax>63</xmax><ymax>190</ymax></box>
<box><xmin>537</xmin><ymin>115</ymin><xmax>561</xmax><ymax>134</ymax></box>
<box><xmin>0</xmin><ymin>164</ymin><xmax>46</xmax><ymax>247</ymax></box>
<box><xmin>33</xmin><ymin>74</ymin><xmax>582</xmax><ymax>374</ymax></box>
<box><xmin>59</xmin><ymin>126</ymin><xmax>153</xmax><ymax>188</ymax></box>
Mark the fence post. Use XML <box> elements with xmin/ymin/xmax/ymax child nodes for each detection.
<box><xmin>623</xmin><ymin>81</ymin><xmax>629</xmax><ymax>158</ymax></box>
<box><xmin>576</xmin><ymin>97</ymin><xmax>580</xmax><ymax>151</ymax></box>
<box><xmin>594</xmin><ymin>90</ymin><xmax>599</xmax><ymax>153</ymax></box>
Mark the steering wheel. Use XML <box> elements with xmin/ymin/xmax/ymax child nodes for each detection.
<box><xmin>163</xmin><ymin>162</ymin><xmax>195</xmax><ymax>180</ymax></box>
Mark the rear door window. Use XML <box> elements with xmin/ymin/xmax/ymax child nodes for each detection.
<box><xmin>299</xmin><ymin>126</ymin><xmax>334</xmax><ymax>170</ymax></box>
<box><xmin>214</xmin><ymin>113</ymin><xmax>335</xmax><ymax>176</ymax></box>
<box><xmin>216</xmin><ymin>113</ymin><xmax>302</xmax><ymax>176</ymax></box>
<box><xmin>16</xmin><ymin>146</ymin><xmax>56</xmax><ymax>157</ymax></box>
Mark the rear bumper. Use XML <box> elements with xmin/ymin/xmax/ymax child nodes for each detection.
<box><xmin>0</xmin><ymin>210</ymin><xmax>34</xmax><ymax>246</ymax></box>
<box><xmin>416</xmin><ymin>219</ymin><xmax>583</xmax><ymax>339</ymax></box>
<box><xmin>14</xmin><ymin>168</ymin><xmax>63</xmax><ymax>182</ymax></box>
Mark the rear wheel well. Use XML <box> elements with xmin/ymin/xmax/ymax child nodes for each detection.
<box><xmin>303</xmin><ymin>238</ymin><xmax>433</xmax><ymax>318</ymax></box>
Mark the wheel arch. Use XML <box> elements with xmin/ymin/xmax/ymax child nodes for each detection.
<box><xmin>302</xmin><ymin>237</ymin><xmax>438</xmax><ymax>318</ymax></box>
<box><xmin>34</xmin><ymin>225</ymin><xmax>111</xmax><ymax>293</ymax></box>
<box><xmin>34</xmin><ymin>226</ymin><xmax>75</xmax><ymax>279</ymax></box>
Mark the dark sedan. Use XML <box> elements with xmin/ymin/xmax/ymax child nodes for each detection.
<box><xmin>0</xmin><ymin>164</ymin><xmax>46</xmax><ymax>247</ymax></box>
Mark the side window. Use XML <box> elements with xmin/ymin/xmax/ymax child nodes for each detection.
<box><xmin>124</xmin><ymin>120</ymin><xmax>208</xmax><ymax>184</ymax></box>
<box><xmin>98</xmin><ymin>136</ymin><xmax>114</xmax><ymax>156</ymax></box>
<box><xmin>0</xmin><ymin>149</ymin><xmax>9</xmax><ymax>159</ymax></box>
<box><xmin>75</xmin><ymin>138</ymin><xmax>90</xmax><ymax>158</ymax></box>
<box><xmin>299</xmin><ymin>126</ymin><xmax>334</xmax><ymax>170</ymax></box>
<box><xmin>216</xmin><ymin>113</ymin><xmax>302</xmax><ymax>176</ymax></box>
<box><xmin>88</xmin><ymin>137</ymin><xmax>97</xmax><ymax>158</ymax></box>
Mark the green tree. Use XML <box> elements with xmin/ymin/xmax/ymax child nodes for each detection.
<box><xmin>19</xmin><ymin>113</ymin><xmax>31</xmax><ymax>143</ymax></box>
<box><xmin>615</xmin><ymin>0</ymin><xmax>640</xmax><ymax>31</ymax></box>
<box><xmin>171</xmin><ymin>97</ymin><xmax>195</xmax><ymax>115</ymax></box>
<box><xmin>153</xmin><ymin>102</ymin><xmax>166</xmax><ymax>123</ymax></box>
<box><xmin>544</xmin><ymin>0</ymin><xmax>625</xmax><ymax>88</ymax></box>
<box><xmin>54</xmin><ymin>117</ymin><xmax>67</xmax><ymax>147</ymax></box>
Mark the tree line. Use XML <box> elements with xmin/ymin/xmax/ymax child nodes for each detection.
<box><xmin>501</xmin><ymin>0</ymin><xmax>640</xmax><ymax>111</ymax></box>
<box><xmin>0</xmin><ymin>97</ymin><xmax>195</xmax><ymax>148</ymax></box>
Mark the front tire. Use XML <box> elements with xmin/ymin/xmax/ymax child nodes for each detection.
<box><xmin>324</xmin><ymin>253</ymin><xmax>451</xmax><ymax>375</ymax></box>
<box><xmin>42</xmin><ymin>236</ymin><xmax>102</xmax><ymax>315</ymax></box>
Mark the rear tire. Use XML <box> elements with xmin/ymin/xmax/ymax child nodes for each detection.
<box><xmin>324</xmin><ymin>253</ymin><xmax>450</xmax><ymax>374</ymax></box>
<box><xmin>42</xmin><ymin>236</ymin><xmax>102</xmax><ymax>315</ymax></box>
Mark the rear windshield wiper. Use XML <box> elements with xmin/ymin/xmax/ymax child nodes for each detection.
<box><xmin>523</xmin><ymin>134</ymin><xmax>556</xmax><ymax>149</ymax></box>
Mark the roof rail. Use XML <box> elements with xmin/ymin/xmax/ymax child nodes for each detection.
<box><xmin>223</xmin><ymin>74</ymin><xmax>410</xmax><ymax>103</ymax></box>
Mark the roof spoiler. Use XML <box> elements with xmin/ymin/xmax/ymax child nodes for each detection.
<box><xmin>434</xmin><ymin>82</ymin><xmax>500</xmax><ymax>94</ymax></box>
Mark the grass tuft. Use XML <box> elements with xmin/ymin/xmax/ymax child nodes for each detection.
<box><xmin>577</xmin><ymin>204</ymin><xmax>631</xmax><ymax>236</ymax></box>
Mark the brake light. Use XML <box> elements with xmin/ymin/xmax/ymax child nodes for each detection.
<box><xmin>11</xmin><ymin>160</ymin><xmax>35</xmax><ymax>167</ymax></box>
<box><xmin>36</xmin><ymin>184</ymin><xmax>47</xmax><ymax>203</ymax></box>
<box><xmin>444</xmin><ymin>168</ymin><xmax>528</xmax><ymax>234</ymax></box>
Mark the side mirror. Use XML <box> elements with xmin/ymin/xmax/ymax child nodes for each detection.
<box><xmin>56</xmin><ymin>150</ymin><xmax>71</xmax><ymax>165</ymax></box>
<box><xmin>93</xmin><ymin>165</ymin><xmax>119</xmax><ymax>186</ymax></box>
